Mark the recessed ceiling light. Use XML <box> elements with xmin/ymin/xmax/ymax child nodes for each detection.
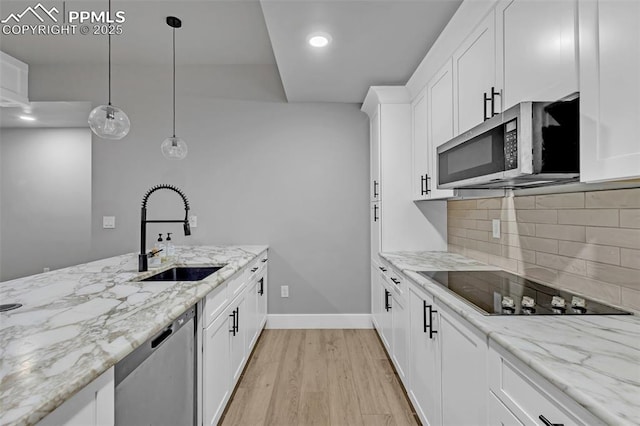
<box><xmin>19</xmin><ymin>115</ymin><xmax>36</xmax><ymax>121</ymax></box>
<box><xmin>308</xmin><ymin>33</ymin><xmax>331</xmax><ymax>48</ymax></box>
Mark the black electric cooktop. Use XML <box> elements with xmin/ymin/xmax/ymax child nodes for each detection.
<box><xmin>417</xmin><ymin>270</ymin><xmax>632</xmax><ymax>316</ymax></box>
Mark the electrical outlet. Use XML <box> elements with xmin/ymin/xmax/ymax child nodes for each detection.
<box><xmin>103</xmin><ymin>216</ymin><xmax>116</xmax><ymax>229</ymax></box>
<box><xmin>189</xmin><ymin>215</ymin><xmax>198</xmax><ymax>228</ymax></box>
<box><xmin>281</xmin><ymin>285</ymin><xmax>289</xmax><ymax>298</ymax></box>
<box><xmin>492</xmin><ymin>219</ymin><xmax>501</xmax><ymax>239</ymax></box>
<box><xmin>43</xmin><ymin>267</ymin><xmax>50</xmax><ymax>273</ymax></box>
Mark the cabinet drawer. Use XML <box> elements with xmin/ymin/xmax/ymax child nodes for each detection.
<box><xmin>204</xmin><ymin>282</ymin><xmax>229</xmax><ymax>328</ymax></box>
<box><xmin>489</xmin><ymin>343</ymin><xmax>595</xmax><ymax>426</ymax></box>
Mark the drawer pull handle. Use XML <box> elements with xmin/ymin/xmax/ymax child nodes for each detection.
<box><xmin>539</xmin><ymin>415</ymin><xmax>563</xmax><ymax>426</ymax></box>
<box><xmin>251</xmin><ymin>267</ymin><xmax>258</xmax><ymax>273</ymax></box>
<box><xmin>390</xmin><ymin>278</ymin><xmax>400</xmax><ymax>285</ymax></box>
<box><xmin>379</xmin><ymin>266</ymin><xmax>387</xmax><ymax>272</ymax></box>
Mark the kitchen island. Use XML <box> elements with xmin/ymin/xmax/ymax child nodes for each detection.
<box><xmin>0</xmin><ymin>245</ymin><xmax>268</xmax><ymax>426</ymax></box>
<box><xmin>379</xmin><ymin>251</ymin><xmax>640</xmax><ymax>426</ymax></box>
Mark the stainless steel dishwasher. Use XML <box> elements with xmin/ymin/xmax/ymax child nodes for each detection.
<box><xmin>115</xmin><ymin>306</ymin><xmax>196</xmax><ymax>426</ymax></box>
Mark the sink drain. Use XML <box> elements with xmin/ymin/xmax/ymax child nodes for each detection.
<box><xmin>0</xmin><ymin>303</ymin><xmax>22</xmax><ymax>312</ymax></box>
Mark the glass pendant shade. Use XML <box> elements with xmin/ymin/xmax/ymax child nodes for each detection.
<box><xmin>88</xmin><ymin>105</ymin><xmax>130</xmax><ymax>140</ymax></box>
<box><xmin>161</xmin><ymin>136</ymin><xmax>188</xmax><ymax>160</ymax></box>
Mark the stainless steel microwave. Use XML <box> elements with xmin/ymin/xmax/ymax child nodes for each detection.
<box><xmin>437</xmin><ymin>94</ymin><xmax>579</xmax><ymax>189</ymax></box>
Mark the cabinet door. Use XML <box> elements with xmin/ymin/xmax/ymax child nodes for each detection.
<box><xmin>38</xmin><ymin>368</ymin><xmax>114</xmax><ymax>426</ymax></box>
<box><xmin>412</xmin><ymin>89</ymin><xmax>429</xmax><ymax>201</ymax></box>
<box><xmin>370</xmin><ymin>108</ymin><xmax>381</xmax><ymax>201</ymax></box>
<box><xmin>453</xmin><ymin>12</ymin><xmax>497</xmax><ymax>135</ymax></box>
<box><xmin>246</xmin><ymin>279</ymin><xmax>259</xmax><ymax>350</ymax></box>
<box><xmin>371</xmin><ymin>262</ymin><xmax>382</xmax><ymax>330</ymax></box>
<box><xmin>256</xmin><ymin>270</ymin><xmax>267</xmax><ymax>331</ymax></box>
<box><xmin>203</xmin><ymin>312</ymin><xmax>231</xmax><ymax>426</ymax></box>
<box><xmin>229</xmin><ymin>296</ymin><xmax>247</xmax><ymax>384</ymax></box>
<box><xmin>496</xmin><ymin>0</ymin><xmax>577</xmax><ymax>111</ymax></box>
<box><xmin>408</xmin><ymin>288</ymin><xmax>441</xmax><ymax>426</ymax></box>
<box><xmin>439</xmin><ymin>307</ymin><xmax>487</xmax><ymax>425</ymax></box>
<box><xmin>391</xmin><ymin>292</ymin><xmax>408</xmax><ymax>383</ymax></box>
<box><xmin>580</xmin><ymin>0</ymin><xmax>640</xmax><ymax>182</ymax></box>
<box><xmin>427</xmin><ymin>60</ymin><xmax>455</xmax><ymax>199</ymax></box>
<box><xmin>488</xmin><ymin>391</ymin><xmax>524</xmax><ymax>426</ymax></box>
<box><xmin>371</xmin><ymin>202</ymin><xmax>380</xmax><ymax>261</ymax></box>
<box><xmin>379</xmin><ymin>281</ymin><xmax>392</xmax><ymax>351</ymax></box>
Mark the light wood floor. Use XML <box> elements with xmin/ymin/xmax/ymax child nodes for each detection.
<box><xmin>220</xmin><ymin>329</ymin><xmax>419</xmax><ymax>426</ymax></box>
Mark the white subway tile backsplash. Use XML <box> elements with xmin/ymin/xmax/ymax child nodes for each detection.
<box><xmin>535</xmin><ymin>192</ymin><xmax>585</xmax><ymax>209</ymax></box>
<box><xmin>513</xmin><ymin>196</ymin><xmax>535</xmax><ymax>209</ymax></box>
<box><xmin>620</xmin><ymin>209</ymin><xmax>640</xmax><ymax>229</ymax></box>
<box><xmin>585</xmin><ymin>188</ymin><xmax>640</xmax><ymax>209</ymax></box>
<box><xmin>476</xmin><ymin>198</ymin><xmax>502</xmax><ymax>209</ymax></box>
<box><xmin>558</xmin><ymin>241</ymin><xmax>620</xmax><ymax>265</ymax></box>
<box><xmin>516</xmin><ymin>209</ymin><xmax>558</xmax><ymax>224</ymax></box>
<box><xmin>620</xmin><ymin>287</ymin><xmax>640</xmax><ymax>310</ymax></box>
<box><xmin>586</xmin><ymin>262</ymin><xmax>640</xmax><ymax>289</ymax></box>
<box><xmin>519</xmin><ymin>236</ymin><xmax>558</xmax><ymax>253</ymax></box>
<box><xmin>448</xmin><ymin>188</ymin><xmax>639</xmax><ymax>306</ymax></box>
<box><xmin>586</xmin><ymin>227</ymin><xmax>640</xmax><ymax>250</ymax></box>
<box><xmin>557</xmin><ymin>209</ymin><xmax>619</xmax><ymax>227</ymax></box>
<box><xmin>536</xmin><ymin>252</ymin><xmax>586</xmax><ymax>276</ymax></box>
<box><xmin>621</xmin><ymin>248</ymin><xmax>640</xmax><ymax>270</ymax></box>
<box><xmin>536</xmin><ymin>224</ymin><xmax>586</xmax><ymax>242</ymax></box>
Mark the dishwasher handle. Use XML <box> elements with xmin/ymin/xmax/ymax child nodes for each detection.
<box><xmin>151</xmin><ymin>326</ymin><xmax>173</xmax><ymax>348</ymax></box>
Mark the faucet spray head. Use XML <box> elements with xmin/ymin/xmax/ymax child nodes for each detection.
<box><xmin>184</xmin><ymin>220</ymin><xmax>191</xmax><ymax>236</ymax></box>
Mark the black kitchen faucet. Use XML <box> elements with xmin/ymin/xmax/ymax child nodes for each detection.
<box><xmin>138</xmin><ymin>184</ymin><xmax>191</xmax><ymax>272</ymax></box>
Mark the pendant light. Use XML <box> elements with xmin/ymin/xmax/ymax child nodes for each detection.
<box><xmin>88</xmin><ymin>0</ymin><xmax>130</xmax><ymax>140</ymax></box>
<box><xmin>161</xmin><ymin>16</ymin><xmax>188</xmax><ymax>160</ymax></box>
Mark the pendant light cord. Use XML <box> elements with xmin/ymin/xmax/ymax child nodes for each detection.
<box><xmin>107</xmin><ymin>0</ymin><xmax>112</xmax><ymax>105</ymax></box>
<box><xmin>172</xmin><ymin>26</ymin><xmax>176</xmax><ymax>138</ymax></box>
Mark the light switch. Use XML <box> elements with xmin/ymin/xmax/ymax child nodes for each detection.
<box><xmin>103</xmin><ymin>216</ymin><xmax>116</xmax><ymax>229</ymax></box>
<box><xmin>281</xmin><ymin>285</ymin><xmax>289</xmax><ymax>298</ymax></box>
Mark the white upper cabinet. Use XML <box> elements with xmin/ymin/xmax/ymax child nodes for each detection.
<box><xmin>579</xmin><ymin>0</ymin><xmax>640</xmax><ymax>183</ymax></box>
<box><xmin>453</xmin><ymin>12</ymin><xmax>498</xmax><ymax>135</ymax></box>
<box><xmin>411</xmin><ymin>59</ymin><xmax>455</xmax><ymax>200</ymax></box>
<box><xmin>411</xmin><ymin>89</ymin><xmax>429</xmax><ymax>201</ymax></box>
<box><xmin>427</xmin><ymin>60</ymin><xmax>456</xmax><ymax>199</ymax></box>
<box><xmin>370</xmin><ymin>109</ymin><xmax>381</xmax><ymax>202</ymax></box>
<box><xmin>496</xmin><ymin>0</ymin><xmax>578</xmax><ymax>110</ymax></box>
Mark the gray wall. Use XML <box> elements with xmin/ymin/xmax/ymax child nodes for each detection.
<box><xmin>21</xmin><ymin>64</ymin><xmax>370</xmax><ymax>314</ymax></box>
<box><xmin>0</xmin><ymin>128</ymin><xmax>92</xmax><ymax>280</ymax></box>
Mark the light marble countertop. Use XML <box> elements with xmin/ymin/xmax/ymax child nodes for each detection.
<box><xmin>380</xmin><ymin>250</ymin><xmax>640</xmax><ymax>426</ymax></box>
<box><xmin>0</xmin><ymin>245</ymin><xmax>268</xmax><ymax>426</ymax></box>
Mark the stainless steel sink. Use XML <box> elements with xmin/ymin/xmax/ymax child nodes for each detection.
<box><xmin>140</xmin><ymin>266</ymin><xmax>224</xmax><ymax>282</ymax></box>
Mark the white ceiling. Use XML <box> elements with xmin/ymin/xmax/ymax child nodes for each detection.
<box><xmin>261</xmin><ymin>0</ymin><xmax>462</xmax><ymax>102</ymax></box>
<box><xmin>0</xmin><ymin>0</ymin><xmax>462</xmax><ymax>103</ymax></box>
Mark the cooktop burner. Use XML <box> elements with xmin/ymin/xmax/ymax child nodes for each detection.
<box><xmin>417</xmin><ymin>270</ymin><xmax>632</xmax><ymax>316</ymax></box>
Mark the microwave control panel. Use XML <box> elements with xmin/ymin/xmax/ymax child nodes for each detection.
<box><xmin>504</xmin><ymin>119</ymin><xmax>518</xmax><ymax>170</ymax></box>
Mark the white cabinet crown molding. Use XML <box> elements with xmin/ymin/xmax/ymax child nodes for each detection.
<box><xmin>361</xmin><ymin>86</ymin><xmax>410</xmax><ymax>118</ymax></box>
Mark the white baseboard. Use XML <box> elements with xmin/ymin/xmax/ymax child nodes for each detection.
<box><xmin>266</xmin><ymin>314</ymin><xmax>373</xmax><ymax>329</ymax></box>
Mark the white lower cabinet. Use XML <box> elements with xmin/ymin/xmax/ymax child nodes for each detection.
<box><xmin>201</xmin><ymin>251</ymin><xmax>268</xmax><ymax>426</ymax></box>
<box><xmin>203</xmin><ymin>309</ymin><xmax>231</xmax><ymax>426</ymax></box>
<box><xmin>406</xmin><ymin>284</ymin><xmax>487</xmax><ymax>426</ymax></box>
<box><xmin>408</xmin><ymin>287</ymin><xmax>441</xmax><ymax>426</ymax></box>
<box><xmin>439</xmin><ymin>303</ymin><xmax>487</xmax><ymax>425</ymax></box>
<box><xmin>488</xmin><ymin>340</ymin><xmax>603</xmax><ymax>426</ymax></box>
<box><xmin>38</xmin><ymin>368</ymin><xmax>114</xmax><ymax>426</ymax></box>
<box><xmin>389</xmin><ymin>279</ymin><xmax>408</xmax><ymax>383</ymax></box>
